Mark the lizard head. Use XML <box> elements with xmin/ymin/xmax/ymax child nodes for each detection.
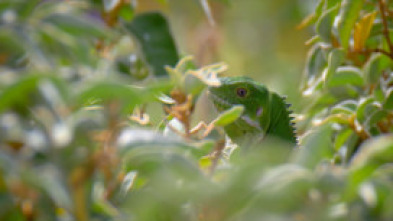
<box><xmin>209</xmin><ymin>77</ymin><xmax>270</xmax><ymax>126</ymax></box>
<box><xmin>208</xmin><ymin>76</ymin><xmax>270</xmax><ymax>117</ymax></box>
<box><xmin>208</xmin><ymin>76</ymin><xmax>297</xmax><ymax>145</ymax></box>
<box><xmin>207</xmin><ymin>76</ymin><xmax>272</xmax><ymax>144</ymax></box>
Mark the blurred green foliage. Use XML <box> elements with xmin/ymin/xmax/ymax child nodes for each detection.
<box><xmin>1</xmin><ymin>0</ymin><xmax>393</xmax><ymax>221</ymax></box>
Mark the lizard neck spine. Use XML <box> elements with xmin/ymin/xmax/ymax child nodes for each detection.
<box><xmin>266</xmin><ymin>93</ymin><xmax>297</xmax><ymax>144</ymax></box>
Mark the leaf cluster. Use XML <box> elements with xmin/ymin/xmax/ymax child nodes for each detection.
<box><xmin>1</xmin><ymin>1</ymin><xmax>393</xmax><ymax>221</ymax></box>
<box><xmin>300</xmin><ymin>0</ymin><xmax>393</xmax><ymax>162</ymax></box>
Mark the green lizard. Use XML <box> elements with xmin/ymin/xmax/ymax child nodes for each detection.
<box><xmin>208</xmin><ymin>76</ymin><xmax>297</xmax><ymax>146</ymax></box>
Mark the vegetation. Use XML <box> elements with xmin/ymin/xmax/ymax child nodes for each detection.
<box><xmin>1</xmin><ymin>0</ymin><xmax>393</xmax><ymax>220</ymax></box>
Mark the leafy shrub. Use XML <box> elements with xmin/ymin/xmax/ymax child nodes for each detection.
<box><xmin>1</xmin><ymin>0</ymin><xmax>393</xmax><ymax>221</ymax></box>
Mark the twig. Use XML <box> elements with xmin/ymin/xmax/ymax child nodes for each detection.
<box><xmin>348</xmin><ymin>114</ymin><xmax>370</xmax><ymax>141</ymax></box>
<box><xmin>378</xmin><ymin>0</ymin><xmax>393</xmax><ymax>53</ymax></box>
<box><xmin>208</xmin><ymin>139</ymin><xmax>225</xmax><ymax>175</ymax></box>
<box><xmin>362</xmin><ymin>48</ymin><xmax>393</xmax><ymax>59</ymax></box>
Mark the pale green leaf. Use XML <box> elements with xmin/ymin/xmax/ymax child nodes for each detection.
<box><xmin>327</xmin><ymin>66</ymin><xmax>364</xmax><ymax>87</ymax></box>
<box><xmin>214</xmin><ymin>105</ymin><xmax>244</xmax><ymax>126</ymax></box>
<box><xmin>337</xmin><ymin>0</ymin><xmax>364</xmax><ymax>49</ymax></box>
<box><xmin>297</xmin><ymin>0</ymin><xmax>326</xmax><ymax>29</ymax></box>
<box><xmin>76</xmin><ymin>82</ymin><xmax>143</xmax><ymax>115</ymax></box>
<box><xmin>324</xmin><ymin>48</ymin><xmax>345</xmax><ymax>84</ymax></box>
<box><xmin>347</xmin><ymin>135</ymin><xmax>393</xmax><ymax>199</ymax></box>
<box><xmin>356</xmin><ymin>97</ymin><xmax>376</xmax><ymax>123</ymax></box>
<box><xmin>331</xmin><ymin>100</ymin><xmax>357</xmax><ymax>115</ymax></box>
<box><xmin>295</xmin><ymin>124</ymin><xmax>334</xmax><ymax>169</ymax></box>
<box><xmin>303</xmin><ymin>44</ymin><xmax>327</xmax><ymax>91</ymax></box>
<box><xmin>316</xmin><ymin>5</ymin><xmax>339</xmax><ymax>43</ymax></box>
<box><xmin>363</xmin><ymin>53</ymin><xmax>391</xmax><ymax>84</ymax></box>
<box><xmin>43</xmin><ymin>13</ymin><xmax>110</xmax><ymax>38</ymax></box>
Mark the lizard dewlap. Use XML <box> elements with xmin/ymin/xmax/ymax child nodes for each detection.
<box><xmin>208</xmin><ymin>76</ymin><xmax>296</xmax><ymax>145</ymax></box>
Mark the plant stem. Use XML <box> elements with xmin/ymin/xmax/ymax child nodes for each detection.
<box><xmin>363</xmin><ymin>48</ymin><xmax>393</xmax><ymax>59</ymax></box>
<box><xmin>208</xmin><ymin>139</ymin><xmax>225</xmax><ymax>175</ymax></box>
<box><xmin>378</xmin><ymin>0</ymin><xmax>393</xmax><ymax>54</ymax></box>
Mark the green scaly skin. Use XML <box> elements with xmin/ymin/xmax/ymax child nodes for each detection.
<box><xmin>208</xmin><ymin>76</ymin><xmax>296</xmax><ymax>145</ymax></box>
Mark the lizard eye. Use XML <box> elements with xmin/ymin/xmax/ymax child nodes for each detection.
<box><xmin>236</xmin><ymin>88</ymin><xmax>248</xmax><ymax>97</ymax></box>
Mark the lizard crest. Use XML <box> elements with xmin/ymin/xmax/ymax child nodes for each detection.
<box><xmin>208</xmin><ymin>76</ymin><xmax>296</xmax><ymax>145</ymax></box>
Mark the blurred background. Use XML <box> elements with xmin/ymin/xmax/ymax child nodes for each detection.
<box><xmin>135</xmin><ymin>0</ymin><xmax>315</xmax><ymax>111</ymax></box>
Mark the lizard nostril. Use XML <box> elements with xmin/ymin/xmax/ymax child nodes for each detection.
<box><xmin>236</xmin><ymin>88</ymin><xmax>248</xmax><ymax>97</ymax></box>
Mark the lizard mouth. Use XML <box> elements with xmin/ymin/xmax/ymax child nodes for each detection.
<box><xmin>207</xmin><ymin>90</ymin><xmax>263</xmax><ymax>132</ymax></box>
<box><xmin>207</xmin><ymin>91</ymin><xmax>232</xmax><ymax>111</ymax></box>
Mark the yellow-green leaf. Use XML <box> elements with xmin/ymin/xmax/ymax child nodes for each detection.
<box><xmin>353</xmin><ymin>11</ymin><xmax>377</xmax><ymax>52</ymax></box>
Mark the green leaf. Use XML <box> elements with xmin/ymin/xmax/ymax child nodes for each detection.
<box><xmin>295</xmin><ymin>124</ymin><xmax>334</xmax><ymax>169</ymax></box>
<box><xmin>335</xmin><ymin>130</ymin><xmax>360</xmax><ymax>163</ymax></box>
<box><xmin>337</xmin><ymin>0</ymin><xmax>364</xmax><ymax>49</ymax></box>
<box><xmin>347</xmin><ymin>135</ymin><xmax>393</xmax><ymax>199</ymax></box>
<box><xmin>366</xmin><ymin>109</ymin><xmax>388</xmax><ymax>127</ymax></box>
<box><xmin>356</xmin><ymin>97</ymin><xmax>376</xmax><ymax>123</ymax></box>
<box><xmin>334</xmin><ymin>129</ymin><xmax>354</xmax><ymax>151</ymax></box>
<box><xmin>76</xmin><ymin>81</ymin><xmax>143</xmax><ymax>115</ymax></box>
<box><xmin>324</xmin><ymin>48</ymin><xmax>345</xmax><ymax>84</ymax></box>
<box><xmin>327</xmin><ymin>0</ymin><xmax>341</xmax><ymax>8</ymax></box>
<box><xmin>306</xmin><ymin>93</ymin><xmax>337</xmax><ymax>116</ymax></box>
<box><xmin>303</xmin><ymin>77</ymin><xmax>324</xmax><ymax>96</ymax></box>
<box><xmin>0</xmin><ymin>28</ymin><xmax>24</xmax><ymax>58</ymax></box>
<box><xmin>119</xmin><ymin>129</ymin><xmax>213</xmax><ymax>159</ymax></box>
<box><xmin>327</xmin><ymin>66</ymin><xmax>364</xmax><ymax>87</ymax></box>
<box><xmin>43</xmin><ymin>13</ymin><xmax>110</xmax><ymax>38</ymax></box>
<box><xmin>304</xmin><ymin>44</ymin><xmax>327</xmax><ymax>86</ymax></box>
<box><xmin>1</xmin><ymin>0</ymin><xmax>40</xmax><ymax>20</ymax></box>
<box><xmin>297</xmin><ymin>0</ymin><xmax>325</xmax><ymax>29</ymax></box>
<box><xmin>316</xmin><ymin>5</ymin><xmax>339</xmax><ymax>43</ymax></box>
<box><xmin>383</xmin><ymin>89</ymin><xmax>393</xmax><ymax>110</ymax></box>
<box><xmin>118</xmin><ymin>4</ymin><xmax>134</xmax><ymax>21</ymax></box>
<box><xmin>351</xmin><ymin>135</ymin><xmax>393</xmax><ymax>169</ymax></box>
<box><xmin>214</xmin><ymin>105</ymin><xmax>244</xmax><ymax>126</ymax></box>
<box><xmin>125</xmin><ymin>12</ymin><xmax>179</xmax><ymax>77</ymax></box>
<box><xmin>122</xmin><ymin>145</ymin><xmax>202</xmax><ymax>178</ymax></box>
<box><xmin>331</xmin><ymin>100</ymin><xmax>357</xmax><ymax>115</ymax></box>
<box><xmin>0</xmin><ymin>74</ymin><xmax>68</xmax><ymax>114</ymax></box>
<box><xmin>363</xmin><ymin>53</ymin><xmax>391</xmax><ymax>84</ymax></box>
<box><xmin>34</xmin><ymin>166</ymin><xmax>73</xmax><ymax>211</ymax></box>
<box><xmin>143</xmin><ymin>80</ymin><xmax>173</xmax><ymax>101</ymax></box>
<box><xmin>252</xmin><ymin>164</ymin><xmax>313</xmax><ymax>211</ymax></box>
<box><xmin>92</xmin><ymin>200</ymin><xmax>119</xmax><ymax>217</ymax></box>
<box><xmin>183</xmin><ymin>74</ymin><xmax>206</xmax><ymax>96</ymax></box>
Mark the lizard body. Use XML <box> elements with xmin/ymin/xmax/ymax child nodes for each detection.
<box><xmin>208</xmin><ymin>76</ymin><xmax>296</xmax><ymax>145</ymax></box>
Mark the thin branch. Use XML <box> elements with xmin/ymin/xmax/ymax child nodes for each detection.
<box><xmin>378</xmin><ymin>0</ymin><xmax>393</xmax><ymax>53</ymax></box>
<box><xmin>388</xmin><ymin>9</ymin><xmax>393</xmax><ymax>17</ymax></box>
<box><xmin>362</xmin><ymin>48</ymin><xmax>393</xmax><ymax>59</ymax></box>
<box><xmin>208</xmin><ymin>139</ymin><xmax>225</xmax><ymax>176</ymax></box>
